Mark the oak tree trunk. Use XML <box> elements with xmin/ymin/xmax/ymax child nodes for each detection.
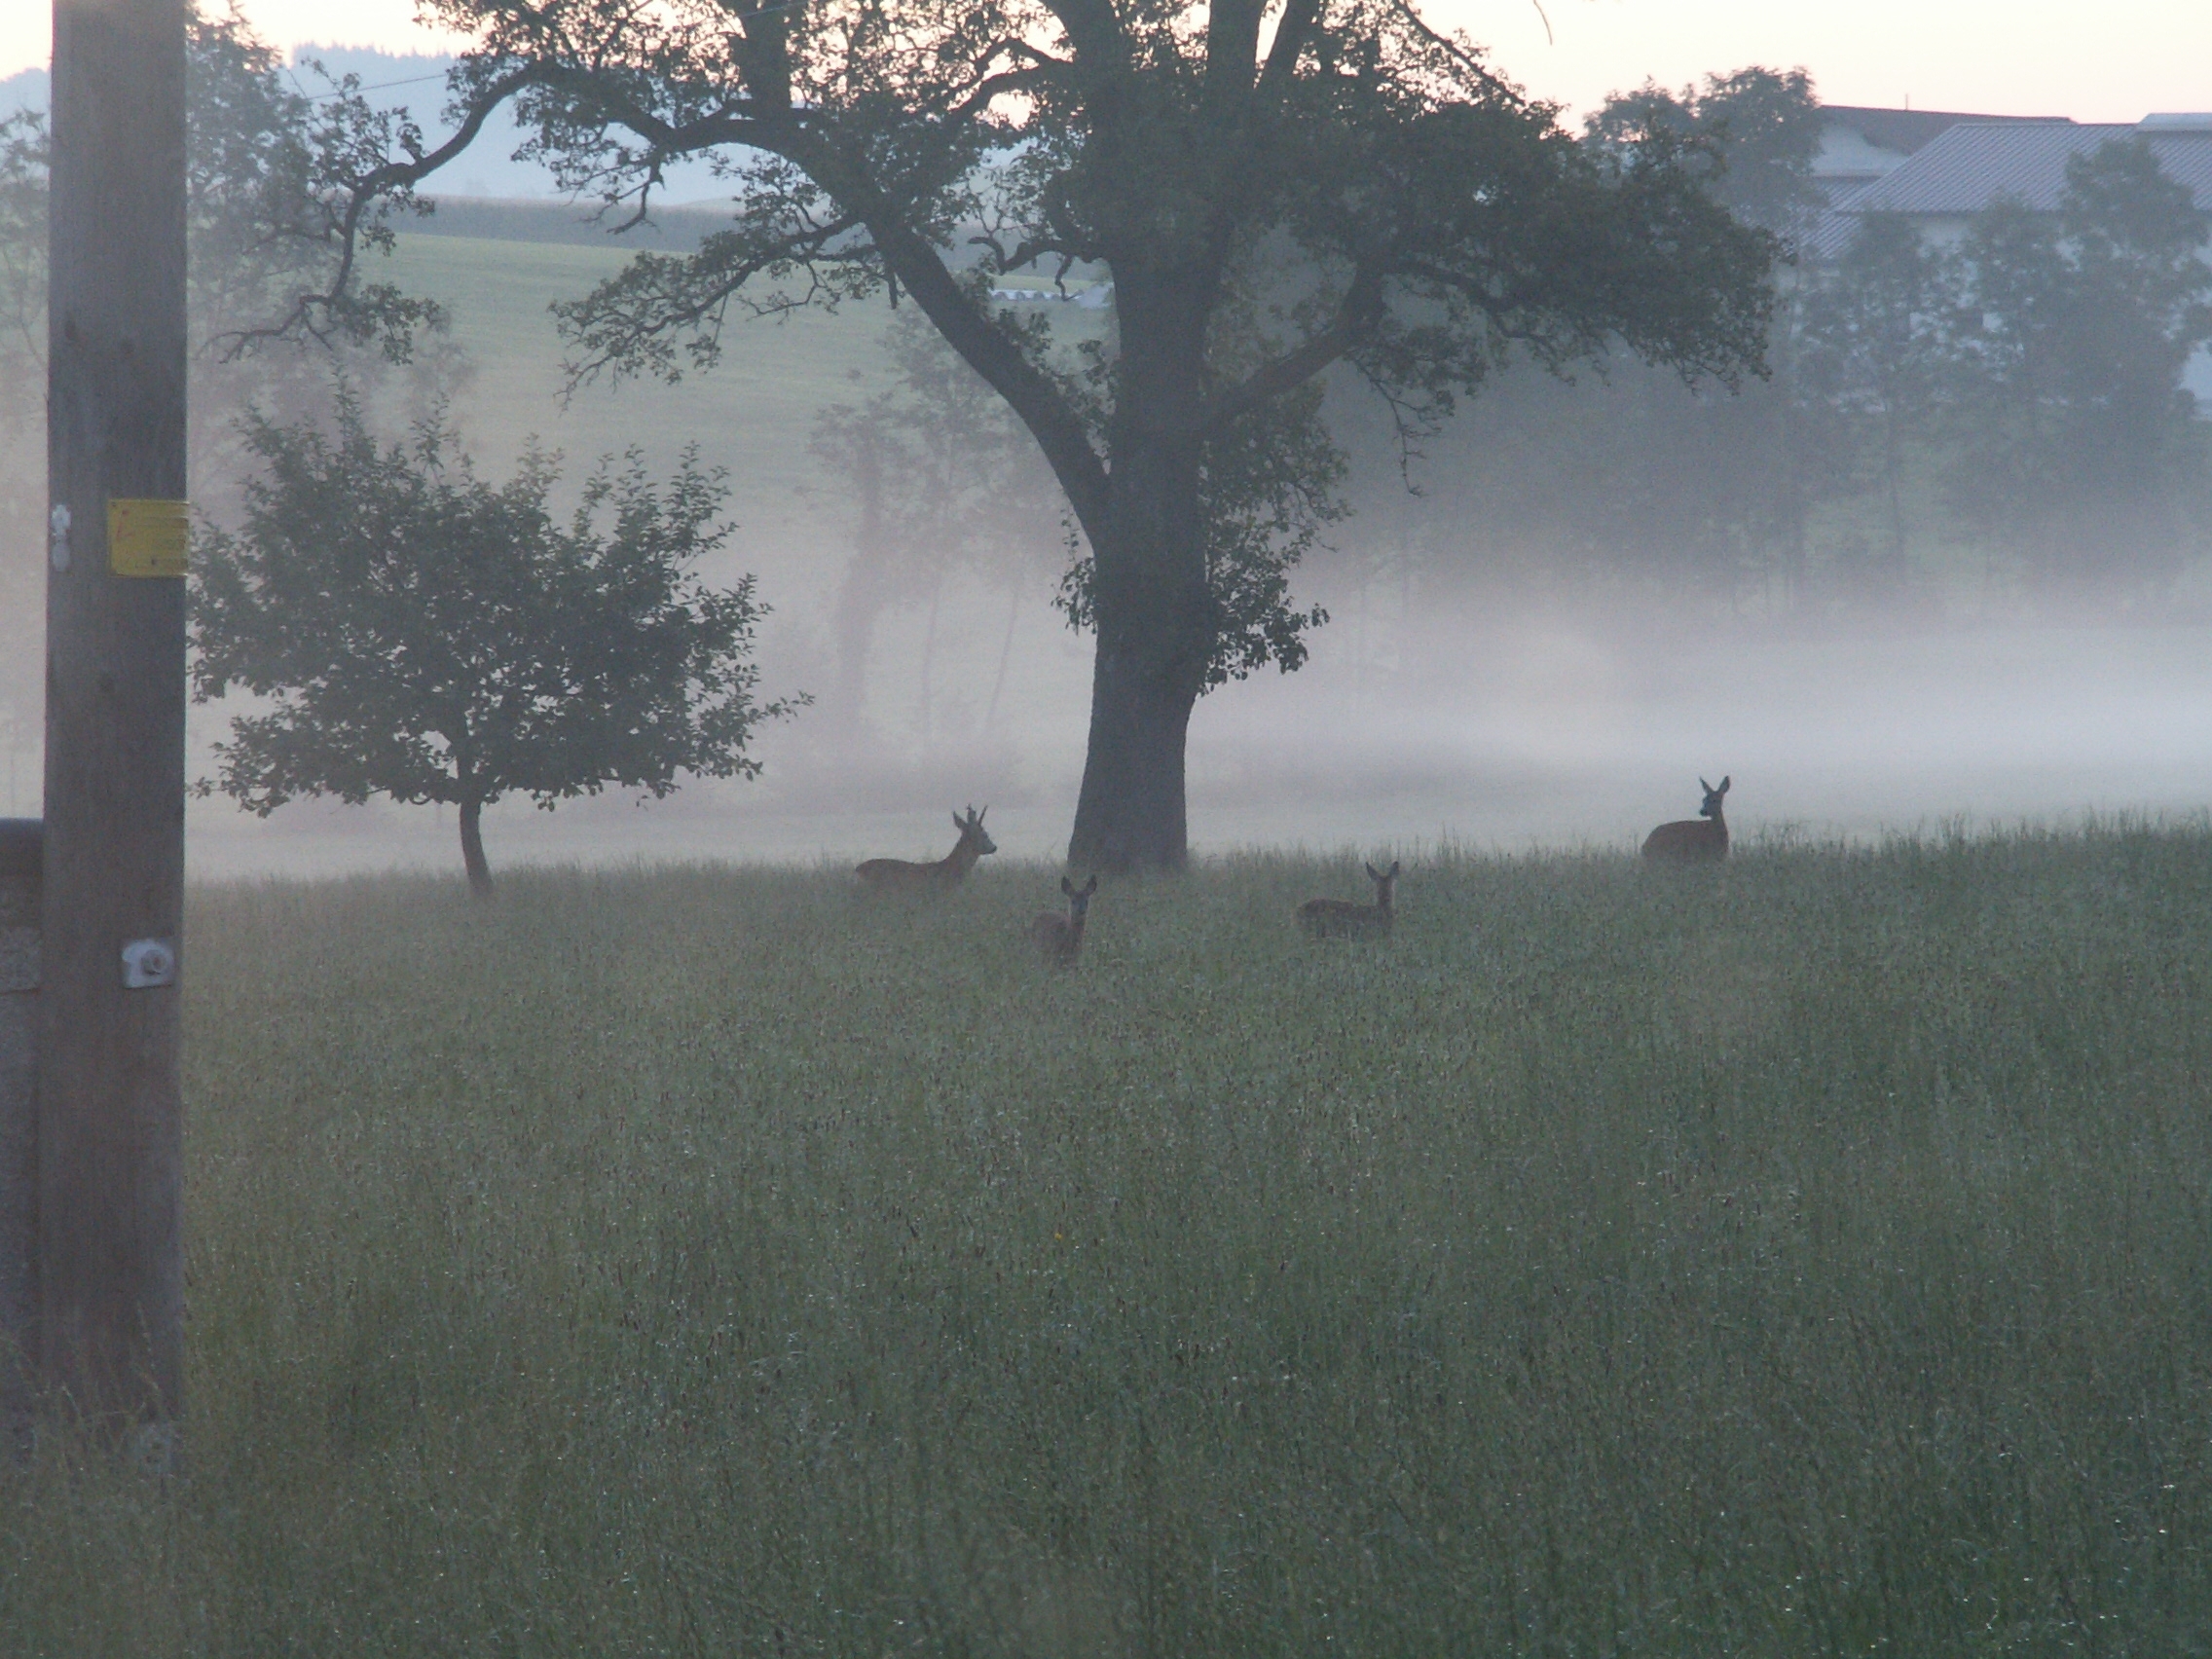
<box><xmin>1065</xmin><ymin>337</ymin><xmax>1214</xmax><ymax>873</ymax></box>
<box><xmin>459</xmin><ymin>796</ymin><xmax>493</xmax><ymax>898</ymax></box>
<box><xmin>1068</xmin><ymin>633</ymin><xmax>1203</xmax><ymax>872</ymax></box>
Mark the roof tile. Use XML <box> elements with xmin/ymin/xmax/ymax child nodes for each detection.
<box><xmin>1844</xmin><ymin>122</ymin><xmax>2212</xmax><ymax>214</ymax></box>
<box><xmin>1804</xmin><ymin>123</ymin><xmax>2212</xmax><ymax>262</ymax></box>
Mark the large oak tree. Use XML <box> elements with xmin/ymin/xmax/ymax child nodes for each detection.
<box><xmin>333</xmin><ymin>0</ymin><xmax>1775</xmax><ymax>869</ymax></box>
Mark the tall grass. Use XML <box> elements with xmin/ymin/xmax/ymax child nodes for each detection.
<box><xmin>5</xmin><ymin>824</ymin><xmax>2211</xmax><ymax>1654</ymax></box>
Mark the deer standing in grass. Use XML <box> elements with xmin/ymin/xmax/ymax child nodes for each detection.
<box><xmin>1299</xmin><ymin>861</ymin><xmax>1399</xmax><ymax>940</ymax></box>
<box><xmin>1030</xmin><ymin>874</ymin><xmax>1098</xmax><ymax>968</ymax></box>
<box><xmin>856</xmin><ymin>805</ymin><xmax>997</xmax><ymax>892</ymax></box>
<box><xmin>1641</xmin><ymin>776</ymin><xmax>1730</xmax><ymax>862</ymax></box>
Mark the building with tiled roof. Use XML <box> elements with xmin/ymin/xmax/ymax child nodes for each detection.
<box><xmin>1807</xmin><ymin>113</ymin><xmax>2212</xmax><ymax>404</ymax></box>
<box><xmin>1810</xmin><ymin>113</ymin><xmax>2212</xmax><ymax>261</ymax></box>
<box><xmin>1811</xmin><ymin>105</ymin><xmax>2074</xmax><ymax>208</ymax></box>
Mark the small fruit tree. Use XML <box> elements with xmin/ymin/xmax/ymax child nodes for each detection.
<box><xmin>191</xmin><ymin>393</ymin><xmax>803</xmax><ymax>893</ymax></box>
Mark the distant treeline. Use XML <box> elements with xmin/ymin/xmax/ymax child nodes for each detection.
<box><xmin>1328</xmin><ymin>73</ymin><xmax>2212</xmax><ymax>622</ymax></box>
<box><xmin>405</xmin><ymin>197</ymin><xmax>736</xmax><ymax>251</ymax></box>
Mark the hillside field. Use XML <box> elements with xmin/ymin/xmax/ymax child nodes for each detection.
<box><xmin>375</xmin><ymin>229</ymin><xmax>1103</xmax><ymax>569</ymax></box>
<box><xmin>379</xmin><ymin>229</ymin><xmax>884</xmax><ymax>485</ymax></box>
<box><xmin>5</xmin><ymin>825</ymin><xmax>2210</xmax><ymax>1654</ymax></box>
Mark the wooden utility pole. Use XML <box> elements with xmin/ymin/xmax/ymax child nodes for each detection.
<box><xmin>42</xmin><ymin>0</ymin><xmax>190</xmax><ymax>1442</ymax></box>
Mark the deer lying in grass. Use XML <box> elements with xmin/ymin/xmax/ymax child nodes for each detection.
<box><xmin>856</xmin><ymin>805</ymin><xmax>997</xmax><ymax>892</ymax></box>
<box><xmin>1029</xmin><ymin>874</ymin><xmax>1098</xmax><ymax>968</ymax></box>
<box><xmin>1299</xmin><ymin>861</ymin><xmax>1399</xmax><ymax>940</ymax></box>
<box><xmin>1641</xmin><ymin>776</ymin><xmax>1730</xmax><ymax>862</ymax></box>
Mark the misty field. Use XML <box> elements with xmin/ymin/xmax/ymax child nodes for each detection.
<box><xmin>7</xmin><ymin>825</ymin><xmax>2212</xmax><ymax>1654</ymax></box>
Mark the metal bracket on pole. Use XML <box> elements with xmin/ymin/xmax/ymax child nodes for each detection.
<box><xmin>121</xmin><ymin>940</ymin><xmax>177</xmax><ymax>989</ymax></box>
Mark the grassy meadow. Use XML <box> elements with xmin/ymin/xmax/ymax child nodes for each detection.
<box><xmin>4</xmin><ymin>823</ymin><xmax>2211</xmax><ymax>1653</ymax></box>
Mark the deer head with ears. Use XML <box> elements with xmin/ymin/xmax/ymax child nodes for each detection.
<box><xmin>1030</xmin><ymin>873</ymin><xmax>1099</xmax><ymax>967</ymax></box>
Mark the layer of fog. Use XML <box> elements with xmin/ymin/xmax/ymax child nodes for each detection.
<box><xmin>166</xmin><ymin>574</ymin><xmax>2212</xmax><ymax>881</ymax></box>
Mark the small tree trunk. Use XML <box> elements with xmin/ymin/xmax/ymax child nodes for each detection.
<box><xmin>831</xmin><ymin>432</ymin><xmax>890</xmax><ymax>733</ymax></box>
<box><xmin>458</xmin><ymin>796</ymin><xmax>493</xmax><ymax>898</ymax></box>
<box><xmin>983</xmin><ymin>569</ymin><xmax>1023</xmax><ymax>731</ymax></box>
<box><xmin>915</xmin><ymin>570</ymin><xmax>943</xmax><ymax>740</ymax></box>
<box><xmin>1883</xmin><ymin>408</ymin><xmax>1909</xmax><ymax>559</ymax></box>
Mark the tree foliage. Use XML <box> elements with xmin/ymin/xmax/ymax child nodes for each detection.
<box><xmin>191</xmin><ymin>394</ymin><xmax>800</xmax><ymax>893</ymax></box>
<box><xmin>1585</xmin><ymin>66</ymin><xmax>1826</xmax><ymax>241</ymax></box>
<box><xmin>1795</xmin><ymin>213</ymin><xmax>1949</xmax><ymax>567</ymax></box>
<box><xmin>0</xmin><ymin>7</ymin><xmax>449</xmax><ymax>377</ymax></box>
<box><xmin>1362</xmin><ymin>67</ymin><xmax>1832</xmax><ymax>606</ymax></box>
<box><xmin>1343</xmin><ymin>100</ymin><xmax>2212</xmax><ymax>619</ymax></box>
<box><xmin>483</xmin><ymin>0</ymin><xmax>1778</xmax><ymax>451</ymax></box>
<box><xmin>1052</xmin><ymin>368</ymin><xmax>1341</xmax><ymax>688</ymax></box>
<box><xmin>1937</xmin><ymin>139</ymin><xmax>2212</xmax><ymax>600</ymax></box>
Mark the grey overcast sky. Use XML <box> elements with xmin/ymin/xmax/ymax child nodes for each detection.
<box><xmin>5</xmin><ymin>1</ymin><xmax>2203</xmax><ymax>124</ymax></box>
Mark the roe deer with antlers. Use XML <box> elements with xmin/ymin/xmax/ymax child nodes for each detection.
<box><xmin>1029</xmin><ymin>874</ymin><xmax>1098</xmax><ymax>968</ymax></box>
<box><xmin>1299</xmin><ymin>861</ymin><xmax>1399</xmax><ymax>940</ymax></box>
<box><xmin>856</xmin><ymin>805</ymin><xmax>997</xmax><ymax>892</ymax></box>
<box><xmin>1641</xmin><ymin>776</ymin><xmax>1730</xmax><ymax>862</ymax></box>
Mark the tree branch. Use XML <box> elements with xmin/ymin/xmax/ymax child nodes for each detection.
<box><xmin>557</xmin><ymin>210</ymin><xmax>872</xmax><ymax>385</ymax></box>
<box><xmin>1035</xmin><ymin>0</ymin><xmax>1129</xmax><ymax>68</ymax></box>
<box><xmin>214</xmin><ymin>64</ymin><xmax>544</xmax><ymax>356</ymax></box>
<box><xmin>866</xmin><ymin>212</ymin><xmax>1109</xmax><ymax>525</ymax></box>
<box><xmin>1198</xmin><ymin>263</ymin><xmax>1386</xmax><ymax>433</ymax></box>
<box><xmin>1256</xmin><ymin>0</ymin><xmax>1324</xmax><ymax>98</ymax></box>
<box><xmin>941</xmin><ymin>63</ymin><xmax>1062</xmax><ymax>127</ymax></box>
<box><xmin>1387</xmin><ymin>0</ymin><xmax>1518</xmax><ymax>101</ymax></box>
<box><xmin>1207</xmin><ymin>0</ymin><xmax>1269</xmax><ymax>104</ymax></box>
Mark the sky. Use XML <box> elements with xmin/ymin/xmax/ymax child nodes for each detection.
<box><xmin>3</xmin><ymin>0</ymin><xmax>2206</xmax><ymax>125</ymax></box>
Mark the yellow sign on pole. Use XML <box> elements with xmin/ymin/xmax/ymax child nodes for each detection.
<box><xmin>107</xmin><ymin>498</ymin><xmax>190</xmax><ymax>578</ymax></box>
